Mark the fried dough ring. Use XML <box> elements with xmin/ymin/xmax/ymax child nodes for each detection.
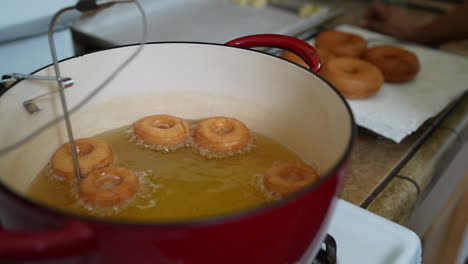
<box><xmin>78</xmin><ymin>167</ymin><xmax>139</xmax><ymax>207</ymax></box>
<box><xmin>264</xmin><ymin>162</ymin><xmax>319</xmax><ymax>196</ymax></box>
<box><xmin>281</xmin><ymin>48</ymin><xmax>336</xmax><ymax>67</ymax></box>
<box><xmin>51</xmin><ymin>138</ymin><xmax>115</xmax><ymax>180</ymax></box>
<box><xmin>362</xmin><ymin>45</ymin><xmax>420</xmax><ymax>82</ymax></box>
<box><xmin>134</xmin><ymin>115</ymin><xmax>190</xmax><ymax>148</ymax></box>
<box><xmin>321</xmin><ymin>57</ymin><xmax>384</xmax><ymax>99</ymax></box>
<box><xmin>193</xmin><ymin>117</ymin><xmax>250</xmax><ymax>153</ymax></box>
<box><xmin>316</xmin><ymin>30</ymin><xmax>367</xmax><ymax>58</ymax></box>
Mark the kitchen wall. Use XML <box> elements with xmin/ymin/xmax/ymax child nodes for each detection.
<box><xmin>0</xmin><ymin>1</ymin><xmax>78</xmax><ymax>76</ymax></box>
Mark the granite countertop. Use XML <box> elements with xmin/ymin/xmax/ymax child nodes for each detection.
<box><xmin>325</xmin><ymin>0</ymin><xmax>468</xmax><ymax>225</ymax></box>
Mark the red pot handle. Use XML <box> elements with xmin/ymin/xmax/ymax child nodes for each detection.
<box><xmin>0</xmin><ymin>220</ymin><xmax>94</xmax><ymax>260</ymax></box>
<box><xmin>225</xmin><ymin>34</ymin><xmax>321</xmax><ymax>73</ymax></box>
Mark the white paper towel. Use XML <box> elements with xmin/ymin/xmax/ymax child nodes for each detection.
<box><xmin>309</xmin><ymin>25</ymin><xmax>468</xmax><ymax>143</ymax></box>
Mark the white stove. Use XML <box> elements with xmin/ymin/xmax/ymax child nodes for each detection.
<box><xmin>306</xmin><ymin>199</ymin><xmax>422</xmax><ymax>264</ymax></box>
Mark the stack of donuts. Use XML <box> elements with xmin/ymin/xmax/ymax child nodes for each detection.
<box><xmin>50</xmin><ymin>115</ymin><xmax>320</xmax><ymax>209</ymax></box>
<box><xmin>280</xmin><ymin>29</ymin><xmax>420</xmax><ymax>99</ymax></box>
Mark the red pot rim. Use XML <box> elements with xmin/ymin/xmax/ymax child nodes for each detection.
<box><xmin>0</xmin><ymin>41</ymin><xmax>357</xmax><ymax>227</ymax></box>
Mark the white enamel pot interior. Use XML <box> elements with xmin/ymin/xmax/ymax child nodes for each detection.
<box><xmin>0</xmin><ymin>42</ymin><xmax>354</xmax><ymax>220</ymax></box>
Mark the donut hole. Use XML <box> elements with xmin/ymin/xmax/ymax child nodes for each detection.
<box><xmin>212</xmin><ymin>121</ymin><xmax>234</xmax><ymax>135</ymax></box>
<box><xmin>282</xmin><ymin>170</ymin><xmax>305</xmax><ymax>182</ymax></box>
<box><xmin>70</xmin><ymin>143</ymin><xmax>94</xmax><ymax>156</ymax></box>
<box><xmin>94</xmin><ymin>174</ymin><xmax>122</xmax><ymax>190</ymax></box>
<box><xmin>151</xmin><ymin>119</ymin><xmax>175</xmax><ymax>130</ymax></box>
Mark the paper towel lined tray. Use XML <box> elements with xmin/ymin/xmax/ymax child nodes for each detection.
<box><xmin>310</xmin><ymin>25</ymin><xmax>468</xmax><ymax>143</ymax></box>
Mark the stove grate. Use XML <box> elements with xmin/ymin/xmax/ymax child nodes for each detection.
<box><xmin>312</xmin><ymin>234</ymin><xmax>337</xmax><ymax>264</ymax></box>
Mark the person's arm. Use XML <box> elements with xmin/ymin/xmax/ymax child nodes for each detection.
<box><xmin>363</xmin><ymin>2</ymin><xmax>468</xmax><ymax>46</ymax></box>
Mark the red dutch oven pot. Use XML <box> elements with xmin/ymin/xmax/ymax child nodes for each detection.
<box><xmin>0</xmin><ymin>34</ymin><xmax>355</xmax><ymax>264</ymax></box>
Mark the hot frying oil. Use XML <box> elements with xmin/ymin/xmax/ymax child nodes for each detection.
<box><xmin>27</xmin><ymin>124</ymin><xmax>304</xmax><ymax>222</ymax></box>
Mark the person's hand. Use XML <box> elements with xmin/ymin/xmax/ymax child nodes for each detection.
<box><xmin>363</xmin><ymin>3</ymin><xmax>420</xmax><ymax>40</ymax></box>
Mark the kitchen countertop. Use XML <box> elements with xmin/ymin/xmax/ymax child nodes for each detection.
<box><xmin>323</xmin><ymin>0</ymin><xmax>468</xmax><ymax>225</ymax></box>
<box><xmin>344</xmin><ymin>93</ymin><xmax>467</xmax><ymax>224</ymax></box>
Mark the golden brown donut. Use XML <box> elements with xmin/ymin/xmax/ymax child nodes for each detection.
<box><xmin>281</xmin><ymin>50</ymin><xmax>308</xmax><ymax>68</ymax></box>
<box><xmin>316</xmin><ymin>30</ymin><xmax>367</xmax><ymax>58</ymax></box>
<box><xmin>280</xmin><ymin>48</ymin><xmax>336</xmax><ymax>68</ymax></box>
<box><xmin>321</xmin><ymin>57</ymin><xmax>384</xmax><ymax>99</ymax></box>
<box><xmin>134</xmin><ymin>115</ymin><xmax>190</xmax><ymax>148</ymax></box>
<box><xmin>362</xmin><ymin>45</ymin><xmax>420</xmax><ymax>82</ymax></box>
<box><xmin>316</xmin><ymin>48</ymin><xmax>337</xmax><ymax>65</ymax></box>
<box><xmin>51</xmin><ymin>138</ymin><xmax>115</xmax><ymax>180</ymax></box>
<box><xmin>264</xmin><ymin>162</ymin><xmax>319</xmax><ymax>196</ymax></box>
<box><xmin>79</xmin><ymin>167</ymin><xmax>140</xmax><ymax>208</ymax></box>
<box><xmin>193</xmin><ymin>117</ymin><xmax>250</xmax><ymax>153</ymax></box>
